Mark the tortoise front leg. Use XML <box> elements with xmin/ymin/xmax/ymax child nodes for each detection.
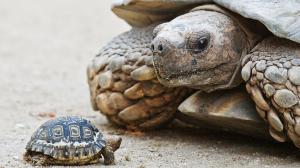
<box><xmin>23</xmin><ymin>151</ymin><xmax>49</xmax><ymax>166</ymax></box>
<box><xmin>87</xmin><ymin>25</ymin><xmax>190</xmax><ymax>130</ymax></box>
<box><xmin>102</xmin><ymin>146</ymin><xmax>115</xmax><ymax>165</ymax></box>
<box><xmin>242</xmin><ymin>36</ymin><xmax>300</xmax><ymax>147</ymax></box>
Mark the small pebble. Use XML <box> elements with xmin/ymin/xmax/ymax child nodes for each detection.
<box><xmin>15</xmin><ymin>123</ymin><xmax>25</xmax><ymax>129</ymax></box>
<box><xmin>37</xmin><ymin>111</ymin><xmax>56</xmax><ymax>118</ymax></box>
<box><xmin>125</xmin><ymin>155</ymin><xmax>131</xmax><ymax>161</ymax></box>
<box><xmin>12</xmin><ymin>156</ymin><xmax>19</xmax><ymax>161</ymax></box>
<box><xmin>148</xmin><ymin>148</ymin><xmax>157</xmax><ymax>152</ymax></box>
<box><xmin>48</xmin><ymin>112</ymin><xmax>56</xmax><ymax>118</ymax></box>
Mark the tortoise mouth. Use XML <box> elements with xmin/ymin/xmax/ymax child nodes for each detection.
<box><xmin>155</xmin><ymin>64</ymin><xmax>207</xmax><ymax>81</ymax></box>
<box><xmin>153</xmin><ymin>52</ymin><xmax>226</xmax><ymax>88</ymax></box>
<box><xmin>153</xmin><ymin>53</ymin><xmax>239</xmax><ymax>91</ymax></box>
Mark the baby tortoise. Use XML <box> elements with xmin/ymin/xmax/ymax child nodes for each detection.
<box><xmin>24</xmin><ymin>116</ymin><xmax>122</xmax><ymax>166</ymax></box>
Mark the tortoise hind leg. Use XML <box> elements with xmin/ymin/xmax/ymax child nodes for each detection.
<box><xmin>242</xmin><ymin>36</ymin><xmax>300</xmax><ymax>147</ymax></box>
<box><xmin>23</xmin><ymin>151</ymin><xmax>50</xmax><ymax>166</ymax></box>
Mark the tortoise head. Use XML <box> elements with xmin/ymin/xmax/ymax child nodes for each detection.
<box><xmin>151</xmin><ymin>10</ymin><xmax>249</xmax><ymax>91</ymax></box>
<box><xmin>106</xmin><ymin>136</ymin><xmax>122</xmax><ymax>152</ymax></box>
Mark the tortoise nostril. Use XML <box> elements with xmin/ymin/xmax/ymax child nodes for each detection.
<box><xmin>158</xmin><ymin>44</ymin><xmax>163</xmax><ymax>52</ymax></box>
<box><xmin>151</xmin><ymin>44</ymin><xmax>155</xmax><ymax>51</ymax></box>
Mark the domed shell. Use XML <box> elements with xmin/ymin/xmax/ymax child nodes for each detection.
<box><xmin>112</xmin><ymin>0</ymin><xmax>300</xmax><ymax>43</ymax></box>
<box><xmin>112</xmin><ymin>0</ymin><xmax>203</xmax><ymax>27</ymax></box>
<box><xmin>25</xmin><ymin>116</ymin><xmax>106</xmax><ymax>159</ymax></box>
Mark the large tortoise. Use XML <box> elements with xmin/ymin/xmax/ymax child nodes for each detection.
<box><xmin>150</xmin><ymin>2</ymin><xmax>300</xmax><ymax>147</ymax></box>
<box><xmin>87</xmin><ymin>0</ymin><xmax>300</xmax><ymax>146</ymax></box>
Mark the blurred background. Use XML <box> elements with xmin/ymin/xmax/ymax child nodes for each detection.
<box><xmin>1</xmin><ymin>1</ymin><xmax>300</xmax><ymax>167</ymax></box>
<box><xmin>0</xmin><ymin>0</ymin><xmax>130</xmax><ymax>119</ymax></box>
<box><xmin>0</xmin><ymin>0</ymin><xmax>131</xmax><ymax>167</ymax></box>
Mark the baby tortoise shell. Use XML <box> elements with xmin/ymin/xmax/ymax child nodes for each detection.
<box><xmin>24</xmin><ymin>116</ymin><xmax>121</xmax><ymax>166</ymax></box>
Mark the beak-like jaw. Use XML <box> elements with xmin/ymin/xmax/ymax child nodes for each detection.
<box><xmin>151</xmin><ymin>34</ymin><xmax>197</xmax><ymax>86</ymax></box>
<box><xmin>151</xmin><ymin>10</ymin><xmax>249</xmax><ymax>90</ymax></box>
<box><xmin>151</xmin><ymin>35</ymin><xmax>211</xmax><ymax>88</ymax></box>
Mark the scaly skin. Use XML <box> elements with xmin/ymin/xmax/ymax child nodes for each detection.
<box><xmin>242</xmin><ymin>37</ymin><xmax>300</xmax><ymax>146</ymax></box>
<box><xmin>152</xmin><ymin>8</ymin><xmax>300</xmax><ymax>148</ymax></box>
<box><xmin>152</xmin><ymin>10</ymin><xmax>249</xmax><ymax>92</ymax></box>
<box><xmin>87</xmin><ymin>24</ymin><xmax>190</xmax><ymax>130</ymax></box>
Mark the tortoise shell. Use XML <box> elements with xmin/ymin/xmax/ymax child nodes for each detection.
<box><xmin>25</xmin><ymin>116</ymin><xmax>106</xmax><ymax>159</ymax></box>
<box><xmin>112</xmin><ymin>0</ymin><xmax>300</xmax><ymax>43</ymax></box>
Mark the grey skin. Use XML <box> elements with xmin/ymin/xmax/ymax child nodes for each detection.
<box><xmin>151</xmin><ymin>10</ymin><xmax>248</xmax><ymax>92</ymax></box>
<box><xmin>24</xmin><ymin>137</ymin><xmax>121</xmax><ymax>166</ymax></box>
<box><xmin>87</xmin><ymin>25</ymin><xmax>190</xmax><ymax>130</ymax></box>
<box><xmin>152</xmin><ymin>9</ymin><xmax>300</xmax><ymax>148</ymax></box>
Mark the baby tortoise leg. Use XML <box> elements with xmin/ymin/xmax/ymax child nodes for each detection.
<box><xmin>102</xmin><ymin>146</ymin><xmax>115</xmax><ymax>165</ymax></box>
<box><xmin>23</xmin><ymin>151</ymin><xmax>50</xmax><ymax>166</ymax></box>
<box><xmin>87</xmin><ymin>24</ymin><xmax>190</xmax><ymax>130</ymax></box>
<box><xmin>102</xmin><ymin>136</ymin><xmax>122</xmax><ymax>165</ymax></box>
<box><xmin>242</xmin><ymin>37</ymin><xmax>300</xmax><ymax>147</ymax></box>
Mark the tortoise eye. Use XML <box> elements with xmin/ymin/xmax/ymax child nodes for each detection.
<box><xmin>187</xmin><ymin>33</ymin><xmax>210</xmax><ymax>53</ymax></box>
<box><xmin>195</xmin><ymin>36</ymin><xmax>209</xmax><ymax>53</ymax></box>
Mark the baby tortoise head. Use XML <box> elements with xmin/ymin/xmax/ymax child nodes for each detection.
<box><xmin>151</xmin><ymin>10</ymin><xmax>248</xmax><ymax>91</ymax></box>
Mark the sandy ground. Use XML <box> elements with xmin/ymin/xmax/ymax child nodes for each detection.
<box><xmin>1</xmin><ymin>0</ymin><xmax>300</xmax><ymax>167</ymax></box>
